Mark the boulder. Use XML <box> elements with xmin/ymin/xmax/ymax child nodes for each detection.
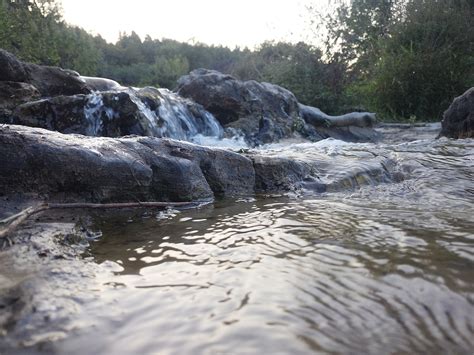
<box><xmin>0</xmin><ymin>49</ymin><xmax>91</xmax><ymax>97</ymax></box>
<box><xmin>176</xmin><ymin>69</ymin><xmax>302</xmax><ymax>145</ymax></box>
<box><xmin>176</xmin><ymin>69</ymin><xmax>380</xmax><ymax>145</ymax></box>
<box><xmin>11</xmin><ymin>88</ymin><xmax>223</xmax><ymax>140</ymax></box>
<box><xmin>439</xmin><ymin>87</ymin><xmax>474</xmax><ymax>139</ymax></box>
<box><xmin>0</xmin><ymin>125</ymin><xmax>255</xmax><ymax>202</ymax></box>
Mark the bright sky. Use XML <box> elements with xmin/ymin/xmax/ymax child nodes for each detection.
<box><xmin>61</xmin><ymin>0</ymin><xmax>328</xmax><ymax>48</ymax></box>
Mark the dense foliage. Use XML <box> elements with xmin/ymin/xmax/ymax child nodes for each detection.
<box><xmin>313</xmin><ymin>0</ymin><xmax>473</xmax><ymax>119</ymax></box>
<box><xmin>1</xmin><ymin>0</ymin><xmax>472</xmax><ymax>119</ymax></box>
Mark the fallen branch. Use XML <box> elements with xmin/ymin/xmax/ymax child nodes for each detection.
<box><xmin>0</xmin><ymin>200</ymin><xmax>209</xmax><ymax>241</ymax></box>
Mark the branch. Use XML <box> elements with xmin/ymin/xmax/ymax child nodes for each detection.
<box><xmin>0</xmin><ymin>200</ymin><xmax>208</xmax><ymax>241</ymax></box>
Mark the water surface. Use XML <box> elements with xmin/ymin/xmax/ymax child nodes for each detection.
<box><xmin>53</xmin><ymin>128</ymin><xmax>474</xmax><ymax>354</ymax></box>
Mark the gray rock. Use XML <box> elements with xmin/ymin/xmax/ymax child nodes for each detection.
<box><xmin>80</xmin><ymin>76</ymin><xmax>122</xmax><ymax>91</ymax></box>
<box><xmin>177</xmin><ymin>69</ymin><xmax>301</xmax><ymax>145</ymax></box>
<box><xmin>176</xmin><ymin>69</ymin><xmax>380</xmax><ymax>145</ymax></box>
<box><xmin>0</xmin><ymin>49</ymin><xmax>91</xmax><ymax>97</ymax></box>
<box><xmin>0</xmin><ymin>125</ymin><xmax>255</xmax><ymax>203</ymax></box>
<box><xmin>439</xmin><ymin>87</ymin><xmax>474</xmax><ymax>139</ymax></box>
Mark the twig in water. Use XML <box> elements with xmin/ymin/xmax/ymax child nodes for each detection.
<box><xmin>0</xmin><ymin>200</ymin><xmax>207</xmax><ymax>242</ymax></box>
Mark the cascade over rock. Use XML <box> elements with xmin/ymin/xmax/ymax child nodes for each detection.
<box><xmin>176</xmin><ymin>69</ymin><xmax>303</xmax><ymax>144</ymax></box>
<box><xmin>10</xmin><ymin>88</ymin><xmax>223</xmax><ymax>140</ymax></box>
<box><xmin>439</xmin><ymin>87</ymin><xmax>474</xmax><ymax>139</ymax></box>
<box><xmin>0</xmin><ymin>50</ymin><xmax>379</xmax><ymax>146</ymax></box>
<box><xmin>176</xmin><ymin>69</ymin><xmax>379</xmax><ymax>145</ymax></box>
<box><xmin>0</xmin><ymin>125</ymin><xmax>400</xmax><ymax>204</ymax></box>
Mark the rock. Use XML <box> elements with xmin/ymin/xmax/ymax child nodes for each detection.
<box><xmin>176</xmin><ymin>69</ymin><xmax>301</xmax><ymax>145</ymax></box>
<box><xmin>0</xmin><ymin>49</ymin><xmax>91</xmax><ymax>97</ymax></box>
<box><xmin>299</xmin><ymin>104</ymin><xmax>380</xmax><ymax>142</ymax></box>
<box><xmin>246</xmin><ymin>144</ymin><xmax>400</xmax><ymax>194</ymax></box>
<box><xmin>80</xmin><ymin>76</ymin><xmax>122</xmax><ymax>91</ymax></box>
<box><xmin>176</xmin><ymin>69</ymin><xmax>380</xmax><ymax>145</ymax></box>
<box><xmin>11</xmin><ymin>88</ymin><xmax>223</xmax><ymax>140</ymax></box>
<box><xmin>0</xmin><ymin>125</ymin><xmax>255</xmax><ymax>202</ymax></box>
<box><xmin>439</xmin><ymin>87</ymin><xmax>474</xmax><ymax>139</ymax></box>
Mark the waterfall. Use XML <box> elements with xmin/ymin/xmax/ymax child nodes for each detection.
<box><xmin>82</xmin><ymin>86</ymin><xmax>223</xmax><ymax>143</ymax></box>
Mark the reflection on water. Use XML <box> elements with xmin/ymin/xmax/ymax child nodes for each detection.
<box><xmin>52</xmin><ymin>134</ymin><xmax>474</xmax><ymax>354</ymax></box>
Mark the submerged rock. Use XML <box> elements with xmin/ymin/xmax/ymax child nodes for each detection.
<box><xmin>0</xmin><ymin>125</ymin><xmax>254</xmax><ymax>202</ymax></box>
<box><xmin>439</xmin><ymin>87</ymin><xmax>474</xmax><ymax>139</ymax></box>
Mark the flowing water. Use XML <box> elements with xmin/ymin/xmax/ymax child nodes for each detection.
<box><xmin>83</xmin><ymin>87</ymin><xmax>224</xmax><ymax>142</ymax></box>
<box><xmin>2</xmin><ymin>125</ymin><xmax>474</xmax><ymax>354</ymax></box>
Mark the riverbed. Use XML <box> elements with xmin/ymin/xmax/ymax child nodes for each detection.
<box><xmin>1</xmin><ymin>124</ymin><xmax>473</xmax><ymax>354</ymax></box>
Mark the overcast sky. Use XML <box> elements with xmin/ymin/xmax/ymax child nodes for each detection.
<box><xmin>61</xmin><ymin>0</ymin><xmax>328</xmax><ymax>48</ymax></box>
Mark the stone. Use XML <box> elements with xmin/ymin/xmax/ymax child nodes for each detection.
<box><xmin>176</xmin><ymin>69</ymin><xmax>301</xmax><ymax>145</ymax></box>
<box><xmin>0</xmin><ymin>49</ymin><xmax>91</xmax><ymax>97</ymax></box>
<box><xmin>439</xmin><ymin>87</ymin><xmax>474</xmax><ymax>139</ymax></box>
<box><xmin>0</xmin><ymin>125</ymin><xmax>255</xmax><ymax>203</ymax></box>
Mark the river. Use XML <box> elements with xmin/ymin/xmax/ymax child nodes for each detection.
<box><xmin>1</xmin><ymin>124</ymin><xmax>473</xmax><ymax>354</ymax></box>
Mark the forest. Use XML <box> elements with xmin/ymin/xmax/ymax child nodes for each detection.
<box><xmin>0</xmin><ymin>0</ymin><xmax>472</xmax><ymax>120</ymax></box>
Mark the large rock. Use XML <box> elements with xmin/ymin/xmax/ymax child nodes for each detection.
<box><xmin>10</xmin><ymin>88</ymin><xmax>223</xmax><ymax>140</ymax></box>
<box><xmin>439</xmin><ymin>87</ymin><xmax>474</xmax><ymax>139</ymax></box>
<box><xmin>246</xmin><ymin>144</ymin><xmax>400</xmax><ymax>194</ymax></box>
<box><xmin>176</xmin><ymin>69</ymin><xmax>379</xmax><ymax>145</ymax></box>
<box><xmin>176</xmin><ymin>69</ymin><xmax>303</xmax><ymax>144</ymax></box>
<box><xmin>0</xmin><ymin>125</ymin><xmax>255</xmax><ymax>202</ymax></box>
<box><xmin>0</xmin><ymin>49</ymin><xmax>91</xmax><ymax>97</ymax></box>
<box><xmin>11</xmin><ymin>92</ymin><xmax>150</xmax><ymax>137</ymax></box>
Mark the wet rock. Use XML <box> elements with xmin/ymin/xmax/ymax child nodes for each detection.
<box><xmin>251</xmin><ymin>155</ymin><xmax>325</xmax><ymax>193</ymax></box>
<box><xmin>177</xmin><ymin>69</ymin><xmax>380</xmax><ymax>145</ymax></box>
<box><xmin>439</xmin><ymin>87</ymin><xmax>474</xmax><ymax>139</ymax></box>
<box><xmin>0</xmin><ymin>49</ymin><xmax>91</xmax><ymax>97</ymax></box>
<box><xmin>11</xmin><ymin>88</ymin><xmax>222</xmax><ymax>141</ymax></box>
<box><xmin>176</xmin><ymin>69</ymin><xmax>301</xmax><ymax>145</ymax></box>
<box><xmin>246</xmin><ymin>143</ymin><xmax>399</xmax><ymax>195</ymax></box>
<box><xmin>80</xmin><ymin>76</ymin><xmax>122</xmax><ymax>91</ymax></box>
<box><xmin>11</xmin><ymin>91</ymin><xmax>155</xmax><ymax>137</ymax></box>
<box><xmin>0</xmin><ymin>125</ymin><xmax>254</xmax><ymax>202</ymax></box>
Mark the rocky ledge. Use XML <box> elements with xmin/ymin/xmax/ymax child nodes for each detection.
<box><xmin>177</xmin><ymin>69</ymin><xmax>380</xmax><ymax>145</ymax></box>
<box><xmin>0</xmin><ymin>125</ymin><xmax>400</xmax><ymax>209</ymax></box>
<box><xmin>439</xmin><ymin>87</ymin><xmax>474</xmax><ymax>139</ymax></box>
<box><xmin>1</xmin><ymin>50</ymin><xmax>380</xmax><ymax>146</ymax></box>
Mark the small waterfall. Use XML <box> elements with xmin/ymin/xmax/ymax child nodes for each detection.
<box><xmin>143</xmin><ymin>88</ymin><xmax>223</xmax><ymax>141</ymax></box>
<box><xmin>82</xmin><ymin>87</ymin><xmax>223</xmax><ymax>142</ymax></box>
<box><xmin>83</xmin><ymin>92</ymin><xmax>118</xmax><ymax>136</ymax></box>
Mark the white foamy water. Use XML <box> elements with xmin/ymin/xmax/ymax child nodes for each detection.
<box><xmin>82</xmin><ymin>87</ymin><xmax>224</xmax><ymax>143</ymax></box>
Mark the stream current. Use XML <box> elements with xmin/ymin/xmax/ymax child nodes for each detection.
<box><xmin>2</xmin><ymin>124</ymin><xmax>474</xmax><ymax>354</ymax></box>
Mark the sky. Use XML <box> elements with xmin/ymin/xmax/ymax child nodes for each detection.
<box><xmin>61</xmin><ymin>0</ymin><xmax>328</xmax><ymax>48</ymax></box>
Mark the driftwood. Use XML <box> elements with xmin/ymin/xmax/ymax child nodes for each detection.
<box><xmin>299</xmin><ymin>104</ymin><xmax>376</xmax><ymax>128</ymax></box>
<box><xmin>0</xmin><ymin>200</ymin><xmax>207</xmax><ymax>241</ymax></box>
